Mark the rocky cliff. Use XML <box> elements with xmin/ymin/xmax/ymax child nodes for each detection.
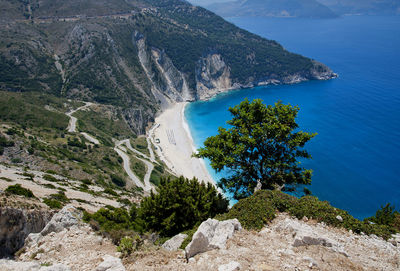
<box><xmin>0</xmin><ymin>207</ymin><xmax>53</xmax><ymax>257</ymax></box>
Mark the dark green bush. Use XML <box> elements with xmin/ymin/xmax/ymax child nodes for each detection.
<box><xmin>103</xmin><ymin>188</ymin><xmax>118</xmax><ymax>196</ymax></box>
<box><xmin>48</xmin><ymin>191</ymin><xmax>69</xmax><ymax>203</ymax></box>
<box><xmin>0</xmin><ymin>135</ymin><xmax>14</xmax><ymax>155</ymax></box>
<box><xmin>138</xmin><ymin>176</ymin><xmax>228</xmax><ymax>237</ymax></box>
<box><xmin>5</xmin><ymin>184</ymin><xmax>34</xmax><ymax>198</ymax></box>
<box><xmin>366</xmin><ymin>203</ymin><xmax>399</xmax><ymax>227</ymax></box>
<box><xmin>83</xmin><ymin>206</ymin><xmax>142</xmax><ymax>244</ymax></box>
<box><xmin>216</xmin><ymin>190</ymin><xmax>295</xmax><ymax>230</ymax></box>
<box><xmin>110</xmin><ymin>174</ymin><xmax>126</xmax><ymax>187</ymax></box>
<box><xmin>43</xmin><ymin>198</ymin><xmax>62</xmax><ymax>209</ymax></box>
<box><xmin>43</xmin><ymin>174</ymin><xmax>59</xmax><ymax>182</ymax></box>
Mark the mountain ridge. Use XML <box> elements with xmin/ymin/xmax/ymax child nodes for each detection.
<box><xmin>207</xmin><ymin>0</ymin><xmax>338</xmax><ymax>18</ymax></box>
<box><xmin>0</xmin><ymin>0</ymin><xmax>336</xmax><ymax>135</ymax></box>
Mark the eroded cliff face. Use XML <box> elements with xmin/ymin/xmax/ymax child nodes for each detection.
<box><xmin>195</xmin><ymin>54</ymin><xmax>234</xmax><ymax>100</ymax></box>
<box><xmin>0</xmin><ymin>207</ymin><xmax>53</xmax><ymax>257</ymax></box>
<box><xmin>133</xmin><ymin>41</ymin><xmax>338</xmax><ymax>103</ymax></box>
<box><xmin>133</xmin><ymin>32</ymin><xmax>195</xmax><ymax>110</ymax></box>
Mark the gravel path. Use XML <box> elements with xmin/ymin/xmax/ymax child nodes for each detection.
<box><xmin>66</xmin><ymin>102</ymin><xmax>92</xmax><ymax>133</ymax></box>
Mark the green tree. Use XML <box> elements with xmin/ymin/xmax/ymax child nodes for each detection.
<box><xmin>367</xmin><ymin>203</ymin><xmax>400</xmax><ymax>228</ymax></box>
<box><xmin>138</xmin><ymin>176</ymin><xmax>228</xmax><ymax>236</ymax></box>
<box><xmin>195</xmin><ymin>99</ymin><xmax>316</xmax><ymax>200</ymax></box>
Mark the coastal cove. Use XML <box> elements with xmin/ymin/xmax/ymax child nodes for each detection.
<box><xmin>184</xmin><ymin>15</ymin><xmax>400</xmax><ymax>219</ymax></box>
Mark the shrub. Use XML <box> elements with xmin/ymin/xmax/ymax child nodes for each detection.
<box><xmin>0</xmin><ymin>135</ymin><xmax>14</xmax><ymax>155</ymax></box>
<box><xmin>43</xmin><ymin>191</ymin><xmax>69</xmax><ymax>209</ymax></box>
<box><xmin>366</xmin><ymin>203</ymin><xmax>399</xmax><ymax>226</ymax></box>
<box><xmin>83</xmin><ymin>206</ymin><xmax>143</xmax><ymax>244</ymax></box>
<box><xmin>138</xmin><ymin>176</ymin><xmax>228</xmax><ymax>237</ymax></box>
<box><xmin>43</xmin><ymin>174</ymin><xmax>59</xmax><ymax>182</ymax></box>
<box><xmin>43</xmin><ymin>198</ymin><xmax>62</xmax><ymax>209</ymax></box>
<box><xmin>48</xmin><ymin>191</ymin><xmax>69</xmax><ymax>203</ymax></box>
<box><xmin>103</xmin><ymin>188</ymin><xmax>118</xmax><ymax>196</ymax></box>
<box><xmin>117</xmin><ymin>235</ymin><xmax>143</xmax><ymax>256</ymax></box>
<box><xmin>216</xmin><ymin>190</ymin><xmax>295</xmax><ymax>230</ymax></box>
<box><xmin>110</xmin><ymin>174</ymin><xmax>126</xmax><ymax>187</ymax></box>
<box><xmin>11</xmin><ymin>158</ymin><xmax>22</xmax><ymax>164</ymax></box>
<box><xmin>5</xmin><ymin>184</ymin><xmax>34</xmax><ymax>198</ymax></box>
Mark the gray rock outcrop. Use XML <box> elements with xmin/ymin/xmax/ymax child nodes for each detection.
<box><xmin>25</xmin><ymin>205</ymin><xmax>80</xmax><ymax>247</ymax></box>
<box><xmin>276</xmin><ymin>217</ymin><xmax>348</xmax><ymax>256</ymax></box>
<box><xmin>40</xmin><ymin>205</ymin><xmax>80</xmax><ymax>236</ymax></box>
<box><xmin>185</xmin><ymin>218</ymin><xmax>242</xmax><ymax>259</ymax></box>
<box><xmin>95</xmin><ymin>255</ymin><xmax>126</xmax><ymax>271</ymax></box>
<box><xmin>162</xmin><ymin>233</ymin><xmax>188</xmax><ymax>251</ymax></box>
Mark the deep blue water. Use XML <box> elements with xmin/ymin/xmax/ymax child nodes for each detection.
<box><xmin>185</xmin><ymin>16</ymin><xmax>400</xmax><ymax>219</ymax></box>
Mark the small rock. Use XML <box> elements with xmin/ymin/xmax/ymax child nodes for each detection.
<box><xmin>95</xmin><ymin>255</ymin><xmax>125</xmax><ymax>271</ymax></box>
<box><xmin>303</xmin><ymin>256</ymin><xmax>318</xmax><ymax>268</ymax></box>
<box><xmin>162</xmin><ymin>233</ymin><xmax>188</xmax><ymax>251</ymax></box>
<box><xmin>94</xmin><ymin>236</ymin><xmax>103</xmax><ymax>246</ymax></box>
<box><xmin>218</xmin><ymin>261</ymin><xmax>241</xmax><ymax>271</ymax></box>
<box><xmin>336</xmin><ymin>215</ymin><xmax>343</xmax><ymax>222</ymax></box>
<box><xmin>188</xmin><ymin>257</ymin><xmax>196</xmax><ymax>264</ymax></box>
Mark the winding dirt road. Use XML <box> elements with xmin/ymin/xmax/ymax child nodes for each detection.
<box><xmin>65</xmin><ymin>102</ymin><xmax>155</xmax><ymax>192</ymax></box>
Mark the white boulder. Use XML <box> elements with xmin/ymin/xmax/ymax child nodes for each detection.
<box><xmin>185</xmin><ymin>218</ymin><xmax>242</xmax><ymax>259</ymax></box>
<box><xmin>95</xmin><ymin>255</ymin><xmax>125</xmax><ymax>271</ymax></box>
<box><xmin>218</xmin><ymin>261</ymin><xmax>241</xmax><ymax>271</ymax></box>
<box><xmin>162</xmin><ymin>233</ymin><xmax>188</xmax><ymax>251</ymax></box>
<box><xmin>336</xmin><ymin>215</ymin><xmax>343</xmax><ymax>222</ymax></box>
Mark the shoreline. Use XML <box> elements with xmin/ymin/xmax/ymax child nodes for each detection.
<box><xmin>150</xmin><ymin>102</ymin><xmax>215</xmax><ymax>186</ymax></box>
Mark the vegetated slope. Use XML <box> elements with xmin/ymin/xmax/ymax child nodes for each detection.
<box><xmin>0</xmin><ymin>0</ymin><xmax>335</xmax><ymax>134</ymax></box>
<box><xmin>318</xmin><ymin>0</ymin><xmax>400</xmax><ymax>16</ymax></box>
<box><xmin>0</xmin><ymin>91</ymin><xmax>173</xmax><ymax>200</ymax></box>
<box><xmin>207</xmin><ymin>0</ymin><xmax>338</xmax><ymax>18</ymax></box>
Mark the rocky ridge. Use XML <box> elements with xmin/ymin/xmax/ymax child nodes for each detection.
<box><xmin>1</xmin><ymin>205</ymin><xmax>124</xmax><ymax>271</ymax></box>
<box><xmin>128</xmin><ymin>213</ymin><xmax>400</xmax><ymax>271</ymax></box>
<box><xmin>0</xmin><ymin>206</ymin><xmax>53</xmax><ymax>258</ymax></box>
<box><xmin>3</xmin><ymin>205</ymin><xmax>398</xmax><ymax>270</ymax></box>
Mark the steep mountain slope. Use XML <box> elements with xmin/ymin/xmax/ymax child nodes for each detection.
<box><xmin>318</xmin><ymin>0</ymin><xmax>400</xmax><ymax>16</ymax></box>
<box><xmin>0</xmin><ymin>0</ymin><xmax>335</xmax><ymax>134</ymax></box>
<box><xmin>207</xmin><ymin>0</ymin><xmax>338</xmax><ymax>18</ymax></box>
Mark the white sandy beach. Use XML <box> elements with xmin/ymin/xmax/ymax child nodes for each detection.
<box><xmin>151</xmin><ymin>102</ymin><xmax>215</xmax><ymax>186</ymax></box>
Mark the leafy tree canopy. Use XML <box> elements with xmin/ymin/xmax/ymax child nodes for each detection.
<box><xmin>195</xmin><ymin>99</ymin><xmax>316</xmax><ymax>200</ymax></box>
<box><xmin>138</xmin><ymin>176</ymin><xmax>228</xmax><ymax>237</ymax></box>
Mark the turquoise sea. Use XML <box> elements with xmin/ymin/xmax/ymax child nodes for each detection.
<box><xmin>185</xmin><ymin>16</ymin><xmax>400</xmax><ymax>219</ymax></box>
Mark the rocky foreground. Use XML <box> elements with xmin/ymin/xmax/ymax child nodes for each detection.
<box><xmin>1</xmin><ymin>206</ymin><xmax>399</xmax><ymax>271</ymax></box>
